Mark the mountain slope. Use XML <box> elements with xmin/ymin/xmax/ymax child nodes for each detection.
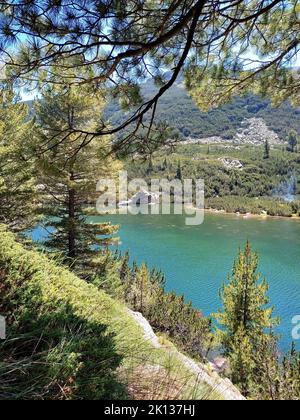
<box><xmin>25</xmin><ymin>80</ymin><xmax>300</xmax><ymax>142</ymax></box>
<box><xmin>105</xmin><ymin>79</ymin><xmax>300</xmax><ymax>141</ymax></box>
<box><xmin>0</xmin><ymin>226</ymin><xmax>244</xmax><ymax>400</ymax></box>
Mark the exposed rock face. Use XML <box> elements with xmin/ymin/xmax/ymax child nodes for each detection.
<box><xmin>131</xmin><ymin>189</ymin><xmax>160</xmax><ymax>205</ymax></box>
<box><xmin>181</xmin><ymin>117</ymin><xmax>282</xmax><ymax>146</ymax></box>
<box><xmin>128</xmin><ymin>309</ymin><xmax>246</xmax><ymax>401</ymax></box>
<box><xmin>218</xmin><ymin>157</ymin><xmax>243</xmax><ymax>170</ymax></box>
<box><xmin>181</xmin><ymin>136</ymin><xmax>225</xmax><ymax>145</ymax></box>
<box><xmin>129</xmin><ymin>310</ymin><xmax>161</xmax><ymax>349</ymax></box>
<box><xmin>234</xmin><ymin>117</ymin><xmax>281</xmax><ymax>145</ymax></box>
<box><xmin>119</xmin><ymin>189</ymin><xmax>160</xmax><ymax>207</ymax></box>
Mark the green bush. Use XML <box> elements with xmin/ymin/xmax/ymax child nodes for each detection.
<box><xmin>0</xmin><ymin>226</ymin><xmax>126</xmax><ymax>400</ymax></box>
<box><xmin>93</xmin><ymin>253</ymin><xmax>213</xmax><ymax>362</ymax></box>
<box><xmin>205</xmin><ymin>196</ymin><xmax>298</xmax><ymax>217</ymax></box>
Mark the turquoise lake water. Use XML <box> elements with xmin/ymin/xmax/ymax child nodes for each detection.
<box><xmin>32</xmin><ymin>212</ymin><xmax>300</xmax><ymax>352</ymax></box>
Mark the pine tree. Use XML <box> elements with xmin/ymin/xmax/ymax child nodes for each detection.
<box><xmin>119</xmin><ymin>251</ymin><xmax>133</xmax><ymax>301</ymax></box>
<box><xmin>175</xmin><ymin>161</ymin><xmax>182</xmax><ymax>180</ymax></box>
<box><xmin>93</xmin><ymin>251</ymin><xmax>124</xmax><ymax>298</ymax></box>
<box><xmin>4</xmin><ymin>1</ymin><xmax>299</xmax><ymax>132</ymax></box>
<box><xmin>35</xmin><ymin>81</ymin><xmax>121</xmax><ymax>274</ymax></box>
<box><xmin>214</xmin><ymin>242</ymin><xmax>278</xmax><ymax>395</ymax></box>
<box><xmin>162</xmin><ymin>157</ymin><xmax>168</xmax><ymax>171</ymax></box>
<box><xmin>146</xmin><ymin>157</ymin><xmax>154</xmax><ymax>175</ymax></box>
<box><xmin>136</xmin><ymin>263</ymin><xmax>149</xmax><ymax>312</ymax></box>
<box><xmin>252</xmin><ymin>339</ymin><xmax>300</xmax><ymax>400</ymax></box>
<box><xmin>0</xmin><ymin>88</ymin><xmax>37</xmax><ymax>231</ymax></box>
<box><xmin>264</xmin><ymin>140</ymin><xmax>270</xmax><ymax>159</ymax></box>
<box><xmin>250</xmin><ymin>333</ymin><xmax>281</xmax><ymax>400</ymax></box>
<box><xmin>287</xmin><ymin>129</ymin><xmax>298</xmax><ymax>153</ymax></box>
<box><xmin>281</xmin><ymin>344</ymin><xmax>300</xmax><ymax>399</ymax></box>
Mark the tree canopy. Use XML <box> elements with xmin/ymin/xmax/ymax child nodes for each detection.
<box><xmin>35</xmin><ymin>77</ymin><xmax>121</xmax><ymax>273</ymax></box>
<box><xmin>0</xmin><ymin>88</ymin><xmax>37</xmax><ymax>231</ymax></box>
<box><xmin>0</xmin><ymin>1</ymin><xmax>299</xmax><ymax>148</ymax></box>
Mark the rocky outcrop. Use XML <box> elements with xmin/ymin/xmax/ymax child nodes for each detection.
<box><xmin>218</xmin><ymin>157</ymin><xmax>243</xmax><ymax>170</ymax></box>
<box><xmin>119</xmin><ymin>189</ymin><xmax>160</xmax><ymax>207</ymax></box>
<box><xmin>234</xmin><ymin>118</ymin><xmax>281</xmax><ymax>145</ymax></box>
<box><xmin>181</xmin><ymin>136</ymin><xmax>225</xmax><ymax>145</ymax></box>
<box><xmin>181</xmin><ymin>117</ymin><xmax>282</xmax><ymax>146</ymax></box>
<box><xmin>128</xmin><ymin>309</ymin><xmax>246</xmax><ymax>401</ymax></box>
<box><xmin>129</xmin><ymin>310</ymin><xmax>161</xmax><ymax>349</ymax></box>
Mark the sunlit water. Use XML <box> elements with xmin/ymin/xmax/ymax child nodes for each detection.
<box><xmin>32</xmin><ymin>212</ymin><xmax>300</xmax><ymax>353</ymax></box>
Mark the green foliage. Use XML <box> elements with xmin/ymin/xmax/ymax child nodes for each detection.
<box><xmin>175</xmin><ymin>161</ymin><xmax>182</xmax><ymax>181</ymax></box>
<box><xmin>146</xmin><ymin>157</ymin><xmax>154</xmax><ymax>175</ymax></box>
<box><xmin>0</xmin><ymin>226</ymin><xmax>126</xmax><ymax>400</ymax></box>
<box><xmin>214</xmin><ymin>243</ymin><xmax>300</xmax><ymax>400</ymax></box>
<box><xmin>93</xmin><ymin>252</ymin><xmax>213</xmax><ymax>362</ymax></box>
<box><xmin>127</xmin><ymin>143</ymin><xmax>300</xmax><ymax>217</ymax></box>
<box><xmin>35</xmin><ymin>80</ymin><xmax>121</xmax><ymax>273</ymax></box>
<box><xmin>206</xmin><ymin>196</ymin><xmax>299</xmax><ymax>218</ymax></box>
<box><xmin>245</xmin><ymin>334</ymin><xmax>297</xmax><ymax>400</ymax></box>
<box><xmin>214</xmin><ymin>242</ymin><xmax>278</xmax><ymax>396</ymax></box>
<box><xmin>105</xmin><ymin>80</ymin><xmax>300</xmax><ymax>141</ymax></box>
<box><xmin>281</xmin><ymin>344</ymin><xmax>300</xmax><ymax>399</ymax></box>
<box><xmin>3</xmin><ymin>1</ymin><xmax>299</xmax><ymax>145</ymax></box>
<box><xmin>264</xmin><ymin>140</ymin><xmax>270</xmax><ymax>160</ymax></box>
<box><xmin>0</xmin><ymin>226</ymin><xmax>218</xmax><ymax>400</ymax></box>
<box><xmin>0</xmin><ymin>89</ymin><xmax>37</xmax><ymax>231</ymax></box>
<box><xmin>187</xmin><ymin>3</ymin><xmax>299</xmax><ymax>110</ymax></box>
<box><xmin>287</xmin><ymin>129</ymin><xmax>298</xmax><ymax>153</ymax></box>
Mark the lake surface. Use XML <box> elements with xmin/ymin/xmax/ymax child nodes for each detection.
<box><xmin>32</xmin><ymin>212</ymin><xmax>300</xmax><ymax>352</ymax></box>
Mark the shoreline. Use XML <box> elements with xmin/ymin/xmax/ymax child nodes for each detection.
<box><xmin>204</xmin><ymin>207</ymin><xmax>300</xmax><ymax>221</ymax></box>
<box><xmin>91</xmin><ymin>208</ymin><xmax>300</xmax><ymax>222</ymax></box>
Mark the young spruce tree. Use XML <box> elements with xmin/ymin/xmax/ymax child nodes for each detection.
<box><xmin>287</xmin><ymin>129</ymin><xmax>298</xmax><ymax>153</ymax></box>
<box><xmin>264</xmin><ymin>140</ymin><xmax>270</xmax><ymax>159</ymax></box>
<box><xmin>215</xmin><ymin>242</ymin><xmax>278</xmax><ymax>396</ymax></box>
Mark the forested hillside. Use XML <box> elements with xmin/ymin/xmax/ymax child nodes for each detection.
<box><xmin>25</xmin><ymin>79</ymin><xmax>300</xmax><ymax>143</ymax></box>
<box><xmin>127</xmin><ymin>143</ymin><xmax>300</xmax><ymax>217</ymax></box>
<box><xmin>105</xmin><ymin>78</ymin><xmax>300</xmax><ymax>141</ymax></box>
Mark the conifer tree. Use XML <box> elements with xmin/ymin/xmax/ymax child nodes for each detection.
<box><xmin>146</xmin><ymin>157</ymin><xmax>154</xmax><ymax>175</ymax></box>
<box><xmin>287</xmin><ymin>129</ymin><xmax>298</xmax><ymax>153</ymax></box>
<box><xmin>162</xmin><ymin>157</ymin><xmax>168</xmax><ymax>171</ymax></box>
<box><xmin>0</xmin><ymin>88</ymin><xmax>37</xmax><ymax>231</ymax></box>
<box><xmin>3</xmin><ymin>1</ymin><xmax>299</xmax><ymax>146</ymax></box>
<box><xmin>281</xmin><ymin>343</ymin><xmax>300</xmax><ymax>399</ymax></box>
<box><xmin>175</xmin><ymin>161</ymin><xmax>182</xmax><ymax>181</ymax></box>
<box><xmin>215</xmin><ymin>242</ymin><xmax>278</xmax><ymax>395</ymax></box>
<box><xmin>119</xmin><ymin>251</ymin><xmax>133</xmax><ymax>302</ymax></box>
<box><xmin>264</xmin><ymin>140</ymin><xmax>270</xmax><ymax>159</ymax></box>
<box><xmin>136</xmin><ymin>263</ymin><xmax>150</xmax><ymax>312</ymax></box>
<box><xmin>35</xmin><ymin>80</ymin><xmax>121</xmax><ymax>274</ymax></box>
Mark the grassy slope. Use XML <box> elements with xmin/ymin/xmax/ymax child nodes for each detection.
<box><xmin>0</xmin><ymin>226</ymin><xmax>224</xmax><ymax>400</ymax></box>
